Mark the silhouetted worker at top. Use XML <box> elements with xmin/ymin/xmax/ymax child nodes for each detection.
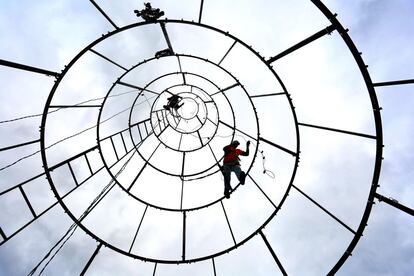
<box><xmin>164</xmin><ymin>94</ymin><xmax>184</xmax><ymax>111</ymax></box>
<box><xmin>134</xmin><ymin>2</ymin><xmax>165</xmax><ymax>22</ymax></box>
<box><xmin>222</xmin><ymin>140</ymin><xmax>250</xmax><ymax>198</ymax></box>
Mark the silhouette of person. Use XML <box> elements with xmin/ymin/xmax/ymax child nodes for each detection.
<box><xmin>134</xmin><ymin>2</ymin><xmax>164</xmax><ymax>21</ymax></box>
<box><xmin>163</xmin><ymin>94</ymin><xmax>183</xmax><ymax>111</ymax></box>
<box><xmin>222</xmin><ymin>140</ymin><xmax>250</xmax><ymax>198</ymax></box>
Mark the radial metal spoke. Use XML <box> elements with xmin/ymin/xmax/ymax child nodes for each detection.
<box><xmin>19</xmin><ymin>186</ymin><xmax>37</xmax><ymax>218</ymax></box>
<box><xmin>182</xmin><ymin>211</ymin><xmax>187</xmax><ymax>260</ymax></box>
<box><xmin>177</xmin><ymin>56</ymin><xmax>186</xmax><ymax>84</ymax></box>
<box><xmin>267</xmin><ymin>24</ymin><xmax>336</xmax><ymax>64</ymax></box>
<box><xmin>197</xmin><ymin>131</ymin><xmax>203</xmax><ymax>146</ymax></box>
<box><xmin>0</xmin><ymin>58</ymin><xmax>60</xmax><ymax>78</ymax></box>
<box><xmin>375</xmin><ymin>193</ymin><xmax>414</xmax><ymax>216</ymax></box>
<box><xmin>119</xmin><ymin>132</ymin><xmax>128</xmax><ymax>154</ymax></box>
<box><xmin>90</xmin><ymin>49</ymin><xmax>128</xmax><ymax>71</ymax></box>
<box><xmin>198</xmin><ymin>0</ymin><xmax>205</xmax><ymax>23</ymax></box>
<box><xmin>89</xmin><ymin>0</ymin><xmax>119</xmax><ymax>29</ymax></box>
<box><xmin>160</xmin><ymin>23</ymin><xmax>174</xmax><ymax>52</ymax></box>
<box><xmin>249</xmin><ymin>92</ymin><xmax>286</xmax><ymax>99</ymax></box>
<box><xmin>153</xmin><ymin>263</ymin><xmax>158</xmax><ymax>276</ymax></box>
<box><xmin>260</xmin><ymin>231</ymin><xmax>288</xmax><ymax>276</ymax></box>
<box><xmin>210</xmin><ymin>83</ymin><xmax>239</xmax><ymax>97</ymax></box>
<box><xmin>0</xmin><ymin>139</ymin><xmax>40</xmax><ymax>153</ymax></box>
<box><xmin>68</xmin><ymin>162</ymin><xmax>79</xmax><ymax>186</ymax></box>
<box><xmin>292</xmin><ymin>184</ymin><xmax>356</xmax><ymax>234</ymax></box>
<box><xmin>299</xmin><ymin>122</ymin><xmax>376</xmax><ymax>139</ymax></box>
<box><xmin>220</xmin><ymin>201</ymin><xmax>236</xmax><ymax>245</ymax></box>
<box><xmin>0</xmin><ymin>227</ymin><xmax>6</xmax><ymax>241</ymax></box>
<box><xmin>373</xmin><ymin>78</ymin><xmax>414</xmax><ymax>87</ymax></box>
<box><xmin>259</xmin><ymin>137</ymin><xmax>297</xmax><ymax>157</ymax></box>
<box><xmin>212</xmin><ymin>258</ymin><xmax>217</xmax><ymax>276</ymax></box>
<box><xmin>178</xmin><ymin>133</ymin><xmax>183</xmax><ymax>150</ymax></box>
<box><xmin>248</xmin><ymin>175</ymin><xmax>278</xmax><ymax>209</ymax></box>
<box><xmin>129</xmin><ymin>205</ymin><xmax>148</xmax><ymax>253</ymax></box>
<box><xmin>110</xmin><ymin>136</ymin><xmax>120</xmax><ymax>161</ymax></box>
<box><xmin>218</xmin><ymin>40</ymin><xmax>237</xmax><ymax>65</ymax></box>
<box><xmin>80</xmin><ymin>242</ymin><xmax>103</xmax><ymax>276</ymax></box>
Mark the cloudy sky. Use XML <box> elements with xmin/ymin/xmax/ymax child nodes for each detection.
<box><xmin>0</xmin><ymin>0</ymin><xmax>413</xmax><ymax>275</ymax></box>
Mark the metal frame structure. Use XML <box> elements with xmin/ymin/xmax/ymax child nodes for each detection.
<box><xmin>2</xmin><ymin>0</ymin><xmax>413</xmax><ymax>275</ymax></box>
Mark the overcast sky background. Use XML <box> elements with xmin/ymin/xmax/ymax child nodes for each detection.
<box><xmin>0</xmin><ymin>0</ymin><xmax>413</xmax><ymax>275</ymax></box>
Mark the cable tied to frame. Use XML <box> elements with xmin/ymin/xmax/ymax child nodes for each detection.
<box><xmin>27</xmin><ymin>149</ymin><xmax>139</xmax><ymax>276</ymax></box>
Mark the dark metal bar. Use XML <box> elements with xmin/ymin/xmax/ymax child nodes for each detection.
<box><xmin>181</xmin><ymin>152</ymin><xmax>186</xmax><ymax>177</ymax></box>
<box><xmin>84</xmin><ymin>154</ymin><xmax>93</xmax><ymax>175</ymax></box>
<box><xmin>0</xmin><ymin>59</ymin><xmax>60</xmax><ymax>78</ymax></box>
<box><xmin>68</xmin><ymin>162</ymin><xmax>79</xmax><ymax>186</ymax></box>
<box><xmin>196</xmin><ymin>115</ymin><xmax>203</xmax><ymax>124</ymax></box>
<box><xmin>259</xmin><ymin>231</ymin><xmax>288</xmax><ymax>276</ymax></box>
<box><xmin>212</xmin><ymin>258</ymin><xmax>217</xmax><ymax>276</ymax></box>
<box><xmin>292</xmin><ymin>184</ymin><xmax>356</xmax><ymax>234</ymax></box>
<box><xmin>0</xmin><ymin>139</ymin><xmax>40</xmax><ymax>153</ymax></box>
<box><xmin>218</xmin><ymin>40</ymin><xmax>237</xmax><ymax>65</ymax></box>
<box><xmin>198</xmin><ymin>0</ymin><xmax>204</xmax><ymax>23</ymax></box>
<box><xmin>19</xmin><ymin>186</ymin><xmax>37</xmax><ymax>218</ymax></box>
<box><xmin>153</xmin><ymin>263</ymin><xmax>157</xmax><ymax>276</ymax></box>
<box><xmin>180</xmin><ymin>179</ymin><xmax>184</xmax><ymax>209</ymax></box>
<box><xmin>110</xmin><ymin>136</ymin><xmax>120</xmax><ymax>161</ymax></box>
<box><xmin>197</xmin><ymin>131</ymin><xmax>203</xmax><ymax>146</ymax></box>
<box><xmin>160</xmin><ymin>22</ymin><xmax>174</xmax><ymax>52</ymax></box>
<box><xmin>80</xmin><ymin>242</ymin><xmax>103</xmax><ymax>276</ymax></box>
<box><xmin>155</xmin><ymin>123</ymin><xmax>170</xmax><ymax>138</ymax></box>
<box><xmin>49</xmin><ymin>105</ymin><xmax>101</xmax><ymax>108</ymax></box>
<box><xmin>373</xmin><ymin>78</ymin><xmax>414</xmax><ymax>87</ymax></box>
<box><xmin>161</xmin><ymin>110</ymin><xmax>167</xmax><ymax>128</ymax></box>
<box><xmin>120</xmin><ymin>132</ymin><xmax>128</xmax><ymax>153</ymax></box>
<box><xmin>210</xmin><ymin>83</ymin><xmax>239</xmax><ymax>96</ymax></box>
<box><xmin>267</xmin><ymin>24</ymin><xmax>336</xmax><ymax>64</ymax></box>
<box><xmin>127</xmin><ymin>162</ymin><xmax>148</xmax><ymax>192</ymax></box>
<box><xmin>259</xmin><ymin>137</ymin><xmax>297</xmax><ymax>157</ymax></box>
<box><xmin>177</xmin><ymin>56</ymin><xmax>186</xmax><ymax>84</ymax></box>
<box><xmin>207</xmin><ymin>117</ymin><xmax>218</xmax><ymax>126</ymax></box>
<box><xmin>250</xmin><ymin>92</ymin><xmax>286</xmax><ymax>99</ymax></box>
<box><xmin>182</xmin><ymin>211</ymin><xmax>186</xmax><ymax>261</ymax></box>
<box><xmin>375</xmin><ymin>193</ymin><xmax>414</xmax><ymax>216</ymax></box>
<box><xmin>117</xmin><ymin>81</ymin><xmax>159</xmax><ymax>95</ymax></box>
<box><xmin>178</xmin><ymin>133</ymin><xmax>183</xmax><ymax>150</ymax></box>
<box><xmin>220</xmin><ymin>201</ymin><xmax>236</xmax><ymax>245</ymax></box>
<box><xmin>144</xmin><ymin>121</ymin><xmax>149</xmax><ymax>136</ymax></box>
<box><xmin>137</xmin><ymin>124</ymin><xmax>143</xmax><ymax>141</ymax></box>
<box><xmin>248</xmin><ymin>175</ymin><xmax>278</xmax><ymax>209</ymax></box>
<box><xmin>90</xmin><ymin>49</ymin><xmax>127</xmax><ymax>71</ymax></box>
<box><xmin>0</xmin><ymin>227</ymin><xmax>6</xmax><ymax>241</ymax></box>
<box><xmin>89</xmin><ymin>0</ymin><xmax>119</xmax><ymax>29</ymax></box>
<box><xmin>298</xmin><ymin>122</ymin><xmax>376</xmax><ymax>139</ymax></box>
<box><xmin>129</xmin><ymin>205</ymin><xmax>148</xmax><ymax>253</ymax></box>
<box><xmin>156</xmin><ymin>111</ymin><xmax>163</xmax><ymax>130</ymax></box>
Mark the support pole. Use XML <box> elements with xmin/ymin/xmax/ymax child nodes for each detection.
<box><xmin>375</xmin><ymin>193</ymin><xmax>414</xmax><ymax>216</ymax></box>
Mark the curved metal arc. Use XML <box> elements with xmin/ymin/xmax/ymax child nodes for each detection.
<box><xmin>310</xmin><ymin>1</ymin><xmax>383</xmax><ymax>274</ymax></box>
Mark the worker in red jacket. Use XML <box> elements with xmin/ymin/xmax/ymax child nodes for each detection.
<box><xmin>222</xmin><ymin>140</ymin><xmax>250</xmax><ymax>198</ymax></box>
